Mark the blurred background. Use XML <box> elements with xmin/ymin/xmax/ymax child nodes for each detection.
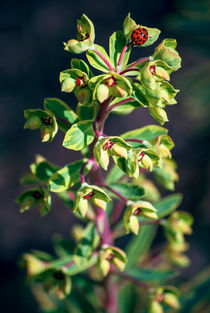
<box><xmin>0</xmin><ymin>0</ymin><xmax>210</xmax><ymax>311</ymax></box>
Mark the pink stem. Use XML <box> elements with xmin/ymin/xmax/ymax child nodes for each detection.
<box><xmin>80</xmin><ymin>161</ymin><xmax>88</xmax><ymax>184</ymax></box>
<box><xmin>120</xmin><ymin>67</ymin><xmax>140</xmax><ymax>75</ymax></box>
<box><xmin>116</xmin><ymin>45</ymin><xmax>128</xmax><ymax>72</ymax></box>
<box><xmin>93</xmin><ymin>121</ymin><xmax>100</xmax><ymax>138</ymax></box>
<box><xmin>108</xmin><ymin>97</ymin><xmax>135</xmax><ymax>112</ymax></box>
<box><xmin>125</xmin><ymin>138</ymin><xmax>143</xmax><ymax>143</ymax></box>
<box><xmin>123</xmin><ymin>56</ymin><xmax>150</xmax><ymax>72</ymax></box>
<box><xmin>93</xmin><ymin>49</ymin><xmax>114</xmax><ymax>72</ymax></box>
<box><xmin>111</xmin><ymin>200</ymin><xmax>126</xmax><ymax>225</ymax></box>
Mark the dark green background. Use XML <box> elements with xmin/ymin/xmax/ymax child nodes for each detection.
<box><xmin>0</xmin><ymin>0</ymin><xmax>209</xmax><ymax>312</ymax></box>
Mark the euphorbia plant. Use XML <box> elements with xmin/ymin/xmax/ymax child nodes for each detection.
<box><xmin>17</xmin><ymin>13</ymin><xmax>193</xmax><ymax>313</ymax></box>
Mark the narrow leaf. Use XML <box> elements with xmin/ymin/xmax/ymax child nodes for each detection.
<box><xmin>156</xmin><ymin>193</ymin><xmax>183</xmax><ymax>218</ymax></box>
<box><xmin>86</xmin><ymin>44</ymin><xmax>113</xmax><ymax>72</ymax></box>
<box><xmin>109</xmin><ymin>183</ymin><xmax>145</xmax><ymax>200</ymax></box>
<box><xmin>126</xmin><ymin>225</ymin><xmax>157</xmax><ymax>269</ymax></box>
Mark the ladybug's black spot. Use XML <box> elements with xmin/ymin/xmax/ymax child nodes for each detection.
<box><xmin>32</xmin><ymin>191</ymin><xmax>42</xmax><ymax>199</ymax></box>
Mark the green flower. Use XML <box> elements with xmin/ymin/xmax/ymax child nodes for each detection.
<box><xmin>153</xmin><ymin>38</ymin><xmax>182</xmax><ymax>72</ymax></box>
<box><xmin>73</xmin><ymin>183</ymin><xmax>111</xmax><ymax>217</ymax></box>
<box><xmin>90</xmin><ymin>73</ymin><xmax>132</xmax><ymax>103</ymax></box>
<box><xmin>124</xmin><ymin>200</ymin><xmax>158</xmax><ymax>235</ymax></box>
<box><xmin>94</xmin><ymin>136</ymin><xmax>132</xmax><ymax>170</ymax></box>
<box><xmin>24</xmin><ymin>109</ymin><xmax>58</xmax><ymax>142</ymax></box>
<box><xmin>125</xmin><ymin>148</ymin><xmax>159</xmax><ymax>178</ymax></box>
<box><xmin>149</xmin><ymin>286</ymin><xmax>180</xmax><ymax>313</ymax></box>
<box><xmin>98</xmin><ymin>245</ymin><xmax>127</xmax><ymax>276</ymax></box>
<box><xmin>60</xmin><ymin>68</ymin><xmax>92</xmax><ymax>105</ymax></box>
<box><xmin>16</xmin><ymin>186</ymin><xmax>51</xmax><ymax>216</ymax></box>
<box><xmin>64</xmin><ymin>14</ymin><xmax>95</xmax><ymax>54</ymax></box>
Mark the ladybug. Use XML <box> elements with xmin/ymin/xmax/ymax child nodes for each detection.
<box><xmin>131</xmin><ymin>27</ymin><xmax>148</xmax><ymax>46</ymax></box>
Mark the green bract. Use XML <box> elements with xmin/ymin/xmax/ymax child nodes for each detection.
<box><xmin>73</xmin><ymin>183</ymin><xmax>111</xmax><ymax>217</ymax></box>
<box><xmin>153</xmin><ymin>39</ymin><xmax>181</xmax><ymax>72</ymax></box>
<box><xmin>24</xmin><ymin>109</ymin><xmax>58</xmax><ymax>142</ymax></box>
<box><xmin>64</xmin><ymin>14</ymin><xmax>95</xmax><ymax>54</ymax></box>
<box><xmin>123</xmin><ymin>13</ymin><xmax>161</xmax><ymax>47</ymax></box>
<box><xmin>124</xmin><ymin>200</ymin><xmax>157</xmax><ymax>235</ymax></box>
<box><xmin>98</xmin><ymin>245</ymin><xmax>127</xmax><ymax>276</ymax></box>
<box><xmin>94</xmin><ymin>136</ymin><xmax>132</xmax><ymax>170</ymax></box>
<box><xmin>18</xmin><ymin>13</ymin><xmax>192</xmax><ymax>313</ymax></box>
<box><xmin>16</xmin><ymin>186</ymin><xmax>51</xmax><ymax>216</ymax></box>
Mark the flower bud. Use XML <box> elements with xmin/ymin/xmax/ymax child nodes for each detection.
<box><xmin>112</xmin><ymin>85</ymin><xmax>128</xmax><ymax>98</ymax></box>
<box><xmin>77</xmin><ymin>87</ymin><xmax>92</xmax><ymax>105</ymax></box>
<box><xmin>41</xmin><ymin>128</ymin><xmax>51</xmax><ymax>142</ymax></box>
<box><xmin>24</xmin><ymin>254</ymin><xmax>46</xmax><ymax>276</ymax></box>
<box><xmin>139</xmin><ymin>153</ymin><xmax>153</xmax><ymax>171</ymax></box>
<box><xmin>164</xmin><ymin>292</ymin><xmax>180</xmax><ymax>309</ymax></box>
<box><xmin>149</xmin><ymin>107</ymin><xmax>169</xmax><ymax>125</ymax></box>
<box><xmin>97</xmin><ymin>84</ymin><xmax>110</xmax><ymax>103</ymax></box>
<box><xmin>20</xmin><ymin>196</ymin><xmax>36</xmax><ymax>213</ymax></box>
<box><xmin>111</xmin><ymin>142</ymin><xmax>128</xmax><ymax>159</ymax></box>
<box><xmin>24</xmin><ymin>116</ymin><xmax>41</xmax><ymax>130</ymax></box>
<box><xmin>149</xmin><ymin>301</ymin><xmax>163</xmax><ymax>313</ymax></box>
<box><xmin>128</xmin><ymin>215</ymin><xmax>139</xmax><ymax>235</ymax></box>
<box><xmin>61</xmin><ymin>77</ymin><xmax>76</xmax><ymax>92</ymax></box>
<box><xmin>159</xmin><ymin>143</ymin><xmax>172</xmax><ymax>159</ymax></box>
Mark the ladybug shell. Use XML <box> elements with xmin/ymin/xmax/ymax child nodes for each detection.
<box><xmin>131</xmin><ymin>27</ymin><xmax>148</xmax><ymax>46</ymax></box>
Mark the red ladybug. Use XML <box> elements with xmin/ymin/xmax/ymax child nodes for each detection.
<box><xmin>131</xmin><ymin>27</ymin><xmax>148</xmax><ymax>46</ymax></box>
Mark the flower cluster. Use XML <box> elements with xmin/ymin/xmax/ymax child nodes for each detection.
<box><xmin>16</xmin><ymin>13</ymin><xmax>193</xmax><ymax>313</ymax></box>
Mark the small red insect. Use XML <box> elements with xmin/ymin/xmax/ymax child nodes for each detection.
<box><xmin>131</xmin><ymin>27</ymin><xmax>148</xmax><ymax>46</ymax></box>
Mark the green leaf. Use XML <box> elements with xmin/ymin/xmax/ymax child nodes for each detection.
<box><xmin>125</xmin><ymin>268</ymin><xmax>177</xmax><ymax>282</ymax></box>
<box><xmin>119</xmin><ymin>283</ymin><xmax>137</xmax><ymax>313</ymax></box>
<box><xmin>74</xmin><ymin>223</ymin><xmax>99</xmax><ymax>265</ymax></box>
<box><xmin>77</xmin><ymin>103</ymin><xmax>97</xmax><ymax>121</ymax></box>
<box><xmin>71</xmin><ymin>58</ymin><xmax>94</xmax><ymax>78</ymax></box>
<box><xmin>30</xmin><ymin>157</ymin><xmax>58</xmax><ymax>183</ymax></box>
<box><xmin>44</xmin><ymin>98</ymin><xmax>78</xmax><ymax>132</ymax></box>
<box><xmin>154</xmin><ymin>159</ymin><xmax>178</xmax><ymax>191</ymax></box>
<box><xmin>141</xmin><ymin>26</ymin><xmax>161</xmax><ymax>47</ymax></box>
<box><xmin>57</xmin><ymin>191</ymin><xmax>74</xmax><ymax>210</ymax></box>
<box><xmin>126</xmin><ymin>225</ymin><xmax>157</xmax><ymax>269</ymax></box>
<box><xmin>121</xmin><ymin>125</ymin><xmax>168</xmax><ymax>143</ymax></box>
<box><xmin>86</xmin><ymin>44</ymin><xmax>113</xmax><ymax>72</ymax></box>
<box><xmin>109</xmin><ymin>31</ymin><xmax>131</xmax><ymax>70</ymax></box>
<box><xmin>63</xmin><ymin>120</ymin><xmax>95</xmax><ymax>151</ymax></box>
<box><xmin>156</xmin><ymin>194</ymin><xmax>183</xmax><ymax>218</ymax></box>
<box><xmin>48</xmin><ymin>160</ymin><xmax>89</xmax><ymax>192</ymax></box>
<box><xmin>109</xmin><ymin>183</ymin><xmax>145</xmax><ymax>200</ymax></box>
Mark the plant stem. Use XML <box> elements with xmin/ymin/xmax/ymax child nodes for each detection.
<box><xmin>116</xmin><ymin>45</ymin><xmax>128</xmax><ymax>72</ymax></box>
<box><xmin>120</xmin><ymin>67</ymin><xmax>140</xmax><ymax>75</ymax></box>
<box><xmin>108</xmin><ymin>97</ymin><xmax>135</xmax><ymax>112</ymax></box>
<box><xmin>93</xmin><ymin>121</ymin><xmax>100</xmax><ymax>138</ymax></box>
<box><xmin>111</xmin><ymin>200</ymin><xmax>126</xmax><ymax>226</ymax></box>
<box><xmin>102</xmin><ymin>185</ymin><xmax>128</xmax><ymax>202</ymax></box>
<box><xmin>123</xmin><ymin>56</ymin><xmax>150</xmax><ymax>71</ymax></box>
<box><xmin>80</xmin><ymin>161</ymin><xmax>88</xmax><ymax>184</ymax></box>
<box><xmin>93</xmin><ymin>48</ymin><xmax>114</xmax><ymax>72</ymax></box>
<box><xmin>125</xmin><ymin>138</ymin><xmax>143</xmax><ymax>143</ymax></box>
